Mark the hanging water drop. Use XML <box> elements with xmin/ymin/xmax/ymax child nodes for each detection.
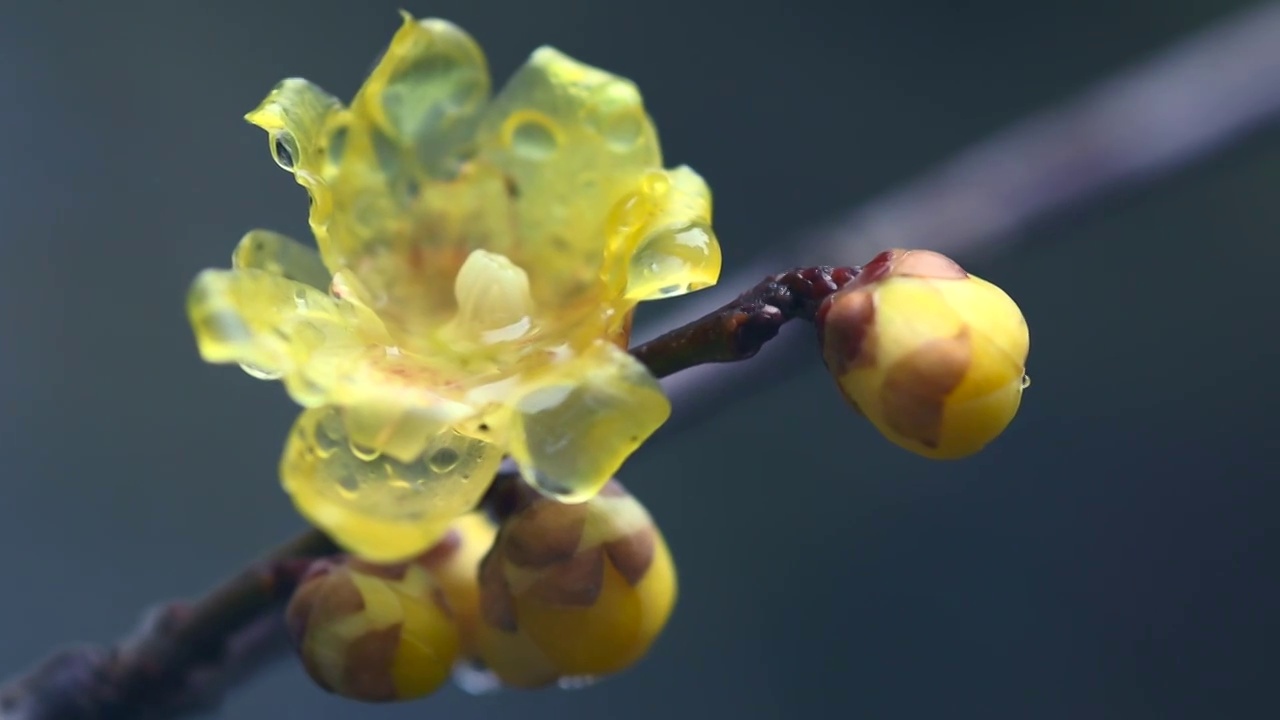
<box><xmin>452</xmin><ymin>662</ymin><xmax>503</xmax><ymax>696</ymax></box>
<box><xmin>557</xmin><ymin>675</ymin><xmax>601</xmax><ymax>691</ymax></box>
<box><xmin>239</xmin><ymin>362</ymin><xmax>282</xmax><ymax>380</ymax></box>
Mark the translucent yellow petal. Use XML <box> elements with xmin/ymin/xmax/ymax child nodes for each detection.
<box><xmin>351</xmin><ymin>13</ymin><xmax>490</xmax><ymax>179</ymax></box>
<box><xmin>508</xmin><ymin>341</ymin><xmax>670</xmax><ymax>501</ymax></box>
<box><xmin>474</xmin><ymin>46</ymin><xmax>661</xmax><ymax>309</ymax></box>
<box><xmin>258</xmin><ymin>16</ymin><xmax>501</xmax><ymax>347</ymax></box>
<box><xmin>281</xmin><ymin>406</ymin><xmax>502</xmax><ymax>563</ymax></box>
<box><xmin>232</xmin><ymin>229</ymin><xmax>331</xmax><ymax>290</ymax></box>
<box><xmin>244</xmin><ymin>77</ymin><xmax>343</xmax><ymax>181</ymax></box>
<box><xmin>331</xmin><ymin>358</ymin><xmax>485</xmax><ymax>463</ymax></box>
<box><xmin>603</xmin><ymin>166</ymin><xmax>722</xmax><ymax>301</ymax></box>
<box><xmin>349</xmin><ymin>163</ymin><xmax>522</xmax><ymax>349</ymax></box>
<box><xmin>186</xmin><ymin>268</ymin><xmax>389</xmax><ymax>406</ymax></box>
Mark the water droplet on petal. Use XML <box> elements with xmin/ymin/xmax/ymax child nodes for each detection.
<box><xmin>509</xmin><ymin>116</ymin><xmax>558</xmax><ymax>159</ymax></box>
<box><xmin>313</xmin><ymin>423</ymin><xmax>341</xmax><ymax>459</ymax></box>
<box><xmin>239</xmin><ymin>362</ymin><xmax>282</xmax><ymax>380</ymax></box>
<box><xmin>337</xmin><ymin>473</ymin><xmax>361</xmax><ymax>493</ymax></box>
<box><xmin>427</xmin><ymin>447</ymin><xmax>460</xmax><ymax>473</ymax></box>
<box><xmin>1021</xmin><ymin>374</ymin><xmax>1032</xmax><ymax>389</ymax></box>
<box><xmin>349</xmin><ymin>439</ymin><xmax>382</xmax><ymax>462</ymax></box>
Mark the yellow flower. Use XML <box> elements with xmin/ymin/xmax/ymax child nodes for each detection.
<box><xmin>187</xmin><ymin>14</ymin><xmax>722</xmax><ymax>562</ymax></box>
<box><xmin>818</xmin><ymin>249</ymin><xmax>1029</xmax><ymax>459</ymax></box>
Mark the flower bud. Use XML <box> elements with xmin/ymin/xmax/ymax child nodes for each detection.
<box><xmin>475</xmin><ymin>478</ymin><xmax>677</xmax><ymax>688</ymax></box>
<box><xmin>418</xmin><ymin>513</ymin><xmax>498</xmax><ymax>659</ymax></box>
<box><xmin>817</xmin><ymin>249</ymin><xmax>1029</xmax><ymax>459</ymax></box>
<box><xmin>285</xmin><ymin>550</ymin><xmax>461</xmax><ymax>701</ymax></box>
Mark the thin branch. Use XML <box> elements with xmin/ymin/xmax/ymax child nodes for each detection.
<box><xmin>6</xmin><ymin>2</ymin><xmax>1280</xmax><ymax>717</ymax></box>
<box><xmin>632</xmin><ymin>266</ymin><xmax>858</xmax><ymax>379</ymax></box>
<box><xmin>642</xmin><ymin>0</ymin><xmax>1280</xmax><ymax>418</ymax></box>
<box><xmin>3</xmin><ymin>263</ymin><xmax>869</xmax><ymax>718</ymax></box>
<box><xmin>0</xmin><ymin>531</ymin><xmax>336</xmax><ymax>720</ymax></box>
<box><xmin>1</xmin><ymin>267</ymin><xmax>853</xmax><ymax>719</ymax></box>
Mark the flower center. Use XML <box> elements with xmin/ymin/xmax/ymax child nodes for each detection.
<box><xmin>452</xmin><ymin>249</ymin><xmax>536</xmax><ymax>344</ymax></box>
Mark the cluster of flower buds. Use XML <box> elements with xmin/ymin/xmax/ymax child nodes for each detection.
<box><xmin>284</xmin><ymin>478</ymin><xmax>675</xmax><ymax>701</ymax></box>
<box><xmin>817</xmin><ymin>249</ymin><xmax>1030</xmax><ymax>459</ymax></box>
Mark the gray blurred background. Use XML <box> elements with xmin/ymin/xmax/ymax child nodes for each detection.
<box><xmin>2</xmin><ymin>1</ymin><xmax>1277</xmax><ymax>718</ymax></box>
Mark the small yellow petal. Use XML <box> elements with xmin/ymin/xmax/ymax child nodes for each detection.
<box><xmin>244</xmin><ymin>77</ymin><xmax>343</xmax><ymax>178</ymax></box>
<box><xmin>232</xmin><ymin>229</ymin><xmax>331</xmax><ymax>290</ymax></box>
<box><xmin>187</xmin><ymin>268</ymin><xmax>390</xmax><ymax>406</ymax></box>
<box><xmin>352</xmin><ymin>14</ymin><xmax>490</xmax><ymax>178</ymax></box>
<box><xmin>280</xmin><ymin>406</ymin><xmax>501</xmax><ymax>563</ymax></box>
<box><xmin>451</xmin><ymin>249</ymin><xmax>535</xmax><ymax>340</ymax></box>
<box><xmin>507</xmin><ymin>341</ymin><xmax>671</xmax><ymax>502</ymax></box>
<box><xmin>474</xmin><ymin>46</ymin><xmax>661</xmax><ymax>310</ymax></box>
<box><xmin>604</xmin><ymin>166</ymin><xmax>722</xmax><ymax>301</ymax></box>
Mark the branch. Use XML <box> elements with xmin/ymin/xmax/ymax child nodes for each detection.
<box><xmin>0</xmin><ymin>531</ymin><xmax>336</xmax><ymax>720</ymax></box>
<box><xmin>7</xmin><ymin>2</ymin><xmax>1280</xmax><ymax>717</ymax></box>
<box><xmin>0</xmin><ymin>267</ymin><xmax>856</xmax><ymax>719</ymax></box>
<box><xmin>642</xmin><ymin>0</ymin><xmax>1280</xmax><ymax>419</ymax></box>
<box><xmin>2</xmin><ymin>265</ymin><xmax>864</xmax><ymax>718</ymax></box>
<box><xmin>632</xmin><ymin>266</ymin><xmax>858</xmax><ymax>379</ymax></box>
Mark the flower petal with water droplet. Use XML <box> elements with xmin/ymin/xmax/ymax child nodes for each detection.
<box><xmin>281</xmin><ymin>406</ymin><xmax>501</xmax><ymax>563</ymax></box>
<box><xmin>507</xmin><ymin>342</ymin><xmax>670</xmax><ymax>502</ymax></box>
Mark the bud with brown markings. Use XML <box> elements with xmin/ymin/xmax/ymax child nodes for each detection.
<box><xmin>475</xmin><ymin>478</ymin><xmax>677</xmax><ymax>688</ymax></box>
<box><xmin>817</xmin><ymin>249</ymin><xmax>1030</xmax><ymax>459</ymax></box>
<box><xmin>285</xmin><ymin>518</ymin><xmax>495</xmax><ymax>701</ymax></box>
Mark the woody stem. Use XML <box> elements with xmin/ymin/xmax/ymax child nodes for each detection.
<box><xmin>629</xmin><ymin>266</ymin><xmax>860</xmax><ymax>379</ymax></box>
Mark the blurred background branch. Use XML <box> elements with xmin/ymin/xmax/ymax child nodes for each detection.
<box><xmin>4</xmin><ymin>1</ymin><xmax>1280</xmax><ymax>718</ymax></box>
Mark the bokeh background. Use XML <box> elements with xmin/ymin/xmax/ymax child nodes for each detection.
<box><xmin>3</xmin><ymin>1</ymin><xmax>1277</xmax><ymax>718</ymax></box>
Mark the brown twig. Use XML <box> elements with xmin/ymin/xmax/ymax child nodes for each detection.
<box><xmin>0</xmin><ymin>266</ymin><xmax>864</xmax><ymax>719</ymax></box>
<box><xmin>631</xmin><ymin>266</ymin><xmax>859</xmax><ymax>379</ymax></box>
<box><xmin>0</xmin><ymin>530</ymin><xmax>337</xmax><ymax>720</ymax></box>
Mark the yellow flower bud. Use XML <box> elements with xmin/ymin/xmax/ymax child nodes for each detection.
<box><xmin>818</xmin><ymin>249</ymin><xmax>1030</xmax><ymax>459</ymax></box>
<box><xmin>475</xmin><ymin>479</ymin><xmax>677</xmax><ymax>688</ymax></box>
<box><xmin>285</xmin><ymin>552</ymin><xmax>460</xmax><ymax>702</ymax></box>
<box><xmin>419</xmin><ymin>512</ymin><xmax>498</xmax><ymax>659</ymax></box>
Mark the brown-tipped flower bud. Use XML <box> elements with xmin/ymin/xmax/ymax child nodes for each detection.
<box><xmin>418</xmin><ymin>512</ymin><xmax>497</xmax><ymax>659</ymax></box>
<box><xmin>475</xmin><ymin>478</ymin><xmax>677</xmax><ymax>689</ymax></box>
<box><xmin>285</xmin><ymin>550</ymin><xmax>460</xmax><ymax>702</ymax></box>
<box><xmin>817</xmin><ymin>249</ymin><xmax>1030</xmax><ymax>459</ymax></box>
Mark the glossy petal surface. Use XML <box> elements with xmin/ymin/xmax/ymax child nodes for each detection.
<box><xmin>189</xmin><ymin>13</ymin><xmax>722</xmax><ymax>562</ymax></box>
